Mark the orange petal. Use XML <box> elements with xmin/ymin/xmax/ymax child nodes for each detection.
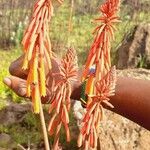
<box><xmin>48</xmin><ymin>113</ymin><xmax>57</xmax><ymax>131</ymax></box>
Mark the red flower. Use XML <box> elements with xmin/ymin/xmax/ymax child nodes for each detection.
<box><xmin>78</xmin><ymin>67</ymin><xmax>116</xmax><ymax>149</ymax></box>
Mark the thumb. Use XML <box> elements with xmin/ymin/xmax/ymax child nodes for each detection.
<box><xmin>9</xmin><ymin>55</ymin><xmax>28</xmax><ymax>79</ymax></box>
<box><xmin>3</xmin><ymin>76</ymin><xmax>51</xmax><ymax>104</ymax></box>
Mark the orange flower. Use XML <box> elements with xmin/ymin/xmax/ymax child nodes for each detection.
<box><xmin>48</xmin><ymin>48</ymin><xmax>78</xmax><ymax>150</ymax></box>
<box><xmin>78</xmin><ymin>67</ymin><xmax>116</xmax><ymax>150</ymax></box>
<box><xmin>82</xmin><ymin>0</ymin><xmax>120</xmax><ymax>81</ymax></box>
<box><xmin>78</xmin><ymin>0</ymin><xmax>120</xmax><ymax>149</ymax></box>
<box><xmin>22</xmin><ymin>0</ymin><xmax>62</xmax><ymax>113</ymax></box>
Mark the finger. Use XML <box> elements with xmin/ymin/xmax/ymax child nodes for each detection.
<box><xmin>9</xmin><ymin>55</ymin><xmax>60</xmax><ymax>79</ymax></box>
<box><xmin>9</xmin><ymin>55</ymin><xmax>28</xmax><ymax>79</ymax></box>
<box><xmin>3</xmin><ymin>76</ymin><xmax>51</xmax><ymax>104</ymax></box>
<box><xmin>3</xmin><ymin>76</ymin><xmax>27</xmax><ymax>97</ymax></box>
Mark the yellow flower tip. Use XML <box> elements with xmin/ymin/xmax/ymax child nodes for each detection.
<box><xmin>26</xmin><ymin>85</ymin><xmax>31</xmax><ymax>97</ymax></box>
<box><xmin>33</xmin><ymin>100</ymin><xmax>40</xmax><ymax>114</ymax></box>
<box><xmin>32</xmin><ymin>85</ymin><xmax>40</xmax><ymax>114</ymax></box>
<box><xmin>22</xmin><ymin>62</ymin><xmax>28</xmax><ymax>70</ymax></box>
<box><xmin>41</xmin><ymin>91</ymin><xmax>46</xmax><ymax>97</ymax></box>
<box><xmin>22</xmin><ymin>56</ymin><xmax>29</xmax><ymax>70</ymax></box>
<box><xmin>39</xmin><ymin>68</ymin><xmax>46</xmax><ymax>96</ymax></box>
<box><xmin>82</xmin><ymin>75</ymin><xmax>87</xmax><ymax>82</ymax></box>
<box><xmin>34</xmin><ymin>109</ymin><xmax>40</xmax><ymax>114</ymax></box>
<box><xmin>32</xmin><ymin>96</ymin><xmax>40</xmax><ymax>114</ymax></box>
<box><xmin>22</xmin><ymin>66</ymin><xmax>27</xmax><ymax>70</ymax></box>
<box><xmin>81</xmin><ymin>77</ymin><xmax>85</xmax><ymax>82</ymax></box>
<box><xmin>40</xmin><ymin>84</ymin><xmax>46</xmax><ymax>96</ymax></box>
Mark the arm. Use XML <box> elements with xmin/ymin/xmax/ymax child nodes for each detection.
<box><xmin>110</xmin><ymin>77</ymin><xmax>150</xmax><ymax>130</ymax></box>
<box><xmin>4</xmin><ymin>56</ymin><xmax>150</xmax><ymax>130</ymax></box>
<box><xmin>71</xmin><ymin>76</ymin><xmax>150</xmax><ymax>130</ymax></box>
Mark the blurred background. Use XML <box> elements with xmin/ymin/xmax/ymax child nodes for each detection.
<box><xmin>0</xmin><ymin>0</ymin><xmax>150</xmax><ymax>149</ymax></box>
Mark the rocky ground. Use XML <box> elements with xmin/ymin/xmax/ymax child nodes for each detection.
<box><xmin>0</xmin><ymin>68</ymin><xmax>150</xmax><ymax>150</ymax></box>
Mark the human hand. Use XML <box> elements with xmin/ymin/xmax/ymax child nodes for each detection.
<box><xmin>3</xmin><ymin>55</ymin><xmax>150</xmax><ymax>130</ymax></box>
<box><xmin>3</xmin><ymin>55</ymin><xmax>62</xmax><ymax>103</ymax></box>
<box><xmin>3</xmin><ymin>55</ymin><xmax>82</xmax><ymax>103</ymax></box>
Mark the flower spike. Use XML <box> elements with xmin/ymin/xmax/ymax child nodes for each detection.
<box><xmin>22</xmin><ymin>0</ymin><xmax>62</xmax><ymax>113</ymax></box>
<box><xmin>78</xmin><ymin>0</ymin><xmax>120</xmax><ymax>149</ymax></box>
<box><xmin>48</xmin><ymin>48</ymin><xmax>78</xmax><ymax>149</ymax></box>
<box><xmin>82</xmin><ymin>0</ymin><xmax>120</xmax><ymax>81</ymax></box>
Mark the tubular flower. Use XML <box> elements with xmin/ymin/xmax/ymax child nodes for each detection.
<box><xmin>82</xmin><ymin>0</ymin><xmax>120</xmax><ymax>81</ymax></box>
<box><xmin>78</xmin><ymin>0</ymin><xmax>120</xmax><ymax>149</ymax></box>
<box><xmin>48</xmin><ymin>48</ymin><xmax>78</xmax><ymax>150</ymax></box>
<box><xmin>22</xmin><ymin>0</ymin><xmax>63</xmax><ymax>113</ymax></box>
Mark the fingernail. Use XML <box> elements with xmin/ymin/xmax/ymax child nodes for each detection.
<box><xmin>3</xmin><ymin>77</ymin><xmax>11</xmax><ymax>87</ymax></box>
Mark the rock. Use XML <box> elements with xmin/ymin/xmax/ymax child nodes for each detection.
<box><xmin>117</xmin><ymin>24</ymin><xmax>150</xmax><ymax>69</ymax></box>
<box><xmin>72</xmin><ymin>101</ymin><xmax>86</xmax><ymax>128</ymax></box>
<box><xmin>0</xmin><ymin>103</ymin><xmax>32</xmax><ymax>125</ymax></box>
<box><xmin>117</xmin><ymin>68</ymin><xmax>150</xmax><ymax>80</ymax></box>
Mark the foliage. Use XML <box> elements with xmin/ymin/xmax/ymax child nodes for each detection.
<box><xmin>0</xmin><ymin>109</ymin><xmax>78</xmax><ymax>149</ymax></box>
<box><xmin>0</xmin><ymin>112</ymin><xmax>42</xmax><ymax>146</ymax></box>
<box><xmin>0</xmin><ymin>0</ymin><xmax>35</xmax><ymax>48</ymax></box>
<box><xmin>0</xmin><ymin>0</ymin><xmax>150</xmax><ymax>49</ymax></box>
<box><xmin>0</xmin><ymin>49</ymin><xmax>23</xmax><ymax>104</ymax></box>
<box><xmin>74</xmin><ymin>0</ymin><xmax>102</xmax><ymax>15</ymax></box>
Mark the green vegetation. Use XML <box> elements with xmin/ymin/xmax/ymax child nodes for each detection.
<box><xmin>0</xmin><ymin>49</ymin><xmax>23</xmax><ymax>103</ymax></box>
<box><xmin>0</xmin><ymin>113</ymin><xmax>42</xmax><ymax>148</ymax></box>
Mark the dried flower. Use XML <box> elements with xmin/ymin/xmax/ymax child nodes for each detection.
<box><xmin>22</xmin><ymin>0</ymin><xmax>62</xmax><ymax>113</ymax></box>
<box><xmin>78</xmin><ymin>0</ymin><xmax>120</xmax><ymax>149</ymax></box>
<box><xmin>48</xmin><ymin>48</ymin><xmax>78</xmax><ymax>150</ymax></box>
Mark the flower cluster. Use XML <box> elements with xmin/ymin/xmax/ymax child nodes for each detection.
<box><xmin>22</xmin><ymin>0</ymin><xmax>62</xmax><ymax>113</ymax></box>
<box><xmin>21</xmin><ymin>0</ymin><xmax>121</xmax><ymax>149</ymax></box>
<box><xmin>48</xmin><ymin>48</ymin><xmax>78</xmax><ymax>149</ymax></box>
<box><xmin>82</xmin><ymin>0</ymin><xmax>120</xmax><ymax>81</ymax></box>
<box><xmin>78</xmin><ymin>0</ymin><xmax>120</xmax><ymax>149</ymax></box>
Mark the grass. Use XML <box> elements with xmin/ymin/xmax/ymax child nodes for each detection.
<box><xmin>0</xmin><ymin>48</ymin><xmax>22</xmax><ymax>103</ymax></box>
<box><xmin>0</xmin><ymin>112</ymin><xmax>42</xmax><ymax>148</ymax></box>
<box><xmin>50</xmin><ymin>2</ymin><xmax>150</xmax><ymax>66</ymax></box>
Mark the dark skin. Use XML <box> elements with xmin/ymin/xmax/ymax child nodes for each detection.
<box><xmin>3</xmin><ymin>56</ymin><xmax>150</xmax><ymax>131</ymax></box>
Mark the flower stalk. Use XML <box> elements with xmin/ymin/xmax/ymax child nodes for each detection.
<box><xmin>48</xmin><ymin>48</ymin><xmax>78</xmax><ymax>149</ymax></box>
<box><xmin>78</xmin><ymin>0</ymin><xmax>120</xmax><ymax>149</ymax></box>
<box><xmin>21</xmin><ymin>0</ymin><xmax>63</xmax><ymax>149</ymax></box>
<box><xmin>22</xmin><ymin>0</ymin><xmax>62</xmax><ymax>113</ymax></box>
